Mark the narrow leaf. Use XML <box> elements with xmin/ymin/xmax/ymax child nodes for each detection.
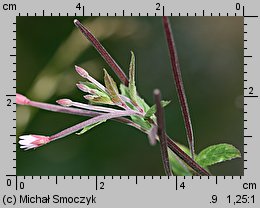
<box><xmin>196</xmin><ymin>143</ymin><xmax>241</xmax><ymax>168</ymax></box>
<box><xmin>78</xmin><ymin>83</ymin><xmax>110</xmax><ymax>98</ymax></box>
<box><xmin>144</xmin><ymin>100</ymin><xmax>171</xmax><ymax>119</ymax></box>
<box><xmin>76</xmin><ymin>120</ymin><xmax>106</xmax><ymax>135</ymax></box>
<box><xmin>103</xmin><ymin>69</ymin><xmax>121</xmax><ymax>104</ymax></box>
<box><xmin>80</xmin><ymin>81</ymin><xmax>107</xmax><ymax>94</ymax></box>
<box><xmin>136</xmin><ymin>96</ymin><xmax>150</xmax><ymax>113</ymax></box>
<box><xmin>129</xmin><ymin>51</ymin><xmax>137</xmax><ymax>103</ymax></box>
<box><xmin>120</xmin><ymin>84</ymin><xmax>150</xmax><ymax>111</ymax></box>
<box><xmin>84</xmin><ymin>95</ymin><xmax>113</xmax><ymax>105</ymax></box>
<box><xmin>120</xmin><ymin>84</ymin><xmax>130</xmax><ymax>98</ymax></box>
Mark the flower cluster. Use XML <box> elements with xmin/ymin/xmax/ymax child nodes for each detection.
<box><xmin>17</xmin><ymin>55</ymin><xmax>158</xmax><ymax>150</ymax></box>
<box><xmin>17</xmin><ymin>18</ymin><xmax>241</xmax><ymax>176</ymax></box>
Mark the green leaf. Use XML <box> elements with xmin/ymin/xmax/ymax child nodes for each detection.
<box><xmin>80</xmin><ymin>81</ymin><xmax>99</xmax><ymax>90</ymax></box>
<box><xmin>80</xmin><ymin>81</ymin><xmax>106</xmax><ymax>93</ymax></box>
<box><xmin>144</xmin><ymin>100</ymin><xmax>171</xmax><ymax>119</ymax></box>
<box><xmin>120</xmin><ymin>84</ymin><xmax>130</xmax><ymax>98</ymax></box>
<box><xmin>136</xmin><ymin>95</ymin><xmax>150</xmax><ymax>112</ymax></box>
<box><xmin>129</xmin><ymin>51</ymin><xmax>137</xmax><ymax>103</ymax></box>
<box><xmin>86</xmin><ymin>95</ymin><xmax>114</xmax><ymax>105</ymax></box>
<box><xmin>120</xmin><ymin>84</ymin><xmax>150</xmax><ymax>112</ymax></box>
<box><xmin>103</xmin><ymin>69</ymin><xmax>121</xmax><ymax>103</ymax></box>
<box><xmin>168</xmin><ymin>143</ymin><xmax>193</xmax><ymax>176</ymax></box>
<box><xmin>76</xmin><ymin>120</ymin><xmax>106</xmax><ymax>135</ymax></box>
<box><xmin>130</xmin><ymin>115</ymin><xmax>151</xmax><ymax>130</ymax></box>
<box><xmin>196</xmin><ymin>143</ymin><xmax>241</xmax><ymax>168</ymax></box>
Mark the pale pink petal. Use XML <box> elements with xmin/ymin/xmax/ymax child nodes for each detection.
<box><xmin>19</xmin><ymin>135</ymin><xmax>50</xmax><ymax>150</ymax></box>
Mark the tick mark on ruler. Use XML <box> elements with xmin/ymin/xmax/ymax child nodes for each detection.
<box><xmin>244</xmin><ymin>15</ymin><xmax>259</xmax><ymax>18</ymax></box>
<box><xmin>244</xmin><ymin>95</ymin><xmax>258</xmax><ymax>98</ymax></box>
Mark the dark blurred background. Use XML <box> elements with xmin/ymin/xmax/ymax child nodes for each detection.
<box><xmin>17</xmin><ymin>17</ymin><xmax>243</xmax><ymax>175</ymax></box>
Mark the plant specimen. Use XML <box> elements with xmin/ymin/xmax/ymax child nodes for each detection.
<box><xmin>17</xmin><ymin>17</ymin><xmax>241</xmax><ymax>176</ymax></box>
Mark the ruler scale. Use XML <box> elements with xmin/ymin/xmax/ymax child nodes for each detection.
<box><xmin>1</xmin><ymin>0</ymin><xmax>259</xmax><ymax>207</ymax></box>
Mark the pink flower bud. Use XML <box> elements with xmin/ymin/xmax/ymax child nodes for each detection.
<box><xmin>19</xmin><ymin>135</ymin><xmax>51</xmax><ymax>150</ymax></box>
<box><xmin>75</xmin><ymin>65</ymin><xmax>89</xmax><ymax>78</ymax></box>
<box><xmin>16</xmin><ymin>93</ymin><xmax>30</xmax><ymax>105</ymax></box>
<box><xmin>76</xmin><ymin>83</ymin><xmax>89</xmax><ymax>93</ymax></box>
<box><xmin>83</xmin><ymin>95</ymin><xmax>96</xmax><ymax>100</ymax></box>
<box><xmin>56</xmin><ymin>99</ymin><xmax>72</xmax><ymax>107</ymax></box>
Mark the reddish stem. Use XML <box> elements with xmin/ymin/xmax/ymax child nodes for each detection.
<box><xmin>28</xmin><ymin>100</ymin><xmax>142</xmax><ymax>130</ymax></box>
<box><xmin>50</xmin><ymin>110</ymin><xmax>136</xmax><ymax>141</ymax></box>
<box><xmin>154</xmin><ymin>89</ymin><xmax>173</xmax><ymax>176</ymax></box>
<box><xmin>74</xmin><ymin>19</ymin><xmax>129</xmax><ymax>86</ymax></box>
<box><xmin>166</xmin><ymin>135</ymin><xmax>210</xmax><ymax>176</ymax></box>
<box><xmin>162</xmin><ymin>17</ymin><xmax>195</xmax><ymax>159</ymax></box>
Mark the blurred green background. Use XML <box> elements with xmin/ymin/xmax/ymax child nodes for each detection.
<box><xmin>17</xmin><ymin>17</ymin><xmax>243</xmax><ymax>176</ymax></box>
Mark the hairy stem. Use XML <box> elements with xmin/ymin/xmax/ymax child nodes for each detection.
<box><xmin>154</xmin><ymin>89</ymin><xmax>173</xmax><ymax>176</ymax></box>
<box><xmin>74</xmin><ymin>19</ymin><xmax>129</xmax><ymax>86</ymax></box>
<box><xmin>162</xmin><ymin>17</ymin><xmax>195</xmax><ymax>159</ymax></box>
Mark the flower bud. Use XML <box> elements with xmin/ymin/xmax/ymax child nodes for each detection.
<box><xmin>75</xmin><ymin>65</ymin><xmax>89</xmax><ymax>78</ymax></box>
<box><xmin>19</xmin><ymin>135</ymin><xmax>50</xmax><ymax>150</ymax></box>
<box><xmin>16</xmin><ymin>93</ymin><xmax>30</xmax><ymax>105</ymax></box>
<box><xmin>56</xmin><ymin>99</ymin><xmax>72</xmax><ymax>107</ymax></box>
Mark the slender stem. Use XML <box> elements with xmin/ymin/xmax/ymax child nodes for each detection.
<box><xmin>18</xmin><ymin>94</ymin><xmax>208</xmax><ymax>175</ymax></box>
<box><xmin>26</xmin><ymin>100</ymin><xmax>144</xmax><ymax>132</ymax></box>
<box><xmin>71</xmin><ymin>101</ymin><xmax>126</xmax><ymax>114</ymax></box>
<box><xmin>146</xmin><ymin>115</ymin><xmax>208</xmax><ymax>175</ymax></box>
<box><xmin>32</xmin><ymin>100</ymin><xmax>208</xmax><ymax>175</ymax></box>
<box><xmin>74</xmin><ymin>19</ymin><xmax>129</xmax><ymax>86</ymax></box>
<box><xmin>166</xmin><ymin>134</ymin><xmax>210</xmax><ymax>176</ymax></box>
<box><xmin>162</xmin><ymin>17</ymin><xmax>195</xmax><ymax>159</ymax></box>
<box><xmin>29</xmin><ymin>100</ymin><xmax>98</xmax><ymax>117</ymax></box>
<box><xmin>50</xmin><ymin>110</ymin><xmax>136</xmax><ymax>141</ymax></box>
<box><xmin>154</xmin><ymin>89</ymin><xmax>173</xmax><ymax>176</ymax></box>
